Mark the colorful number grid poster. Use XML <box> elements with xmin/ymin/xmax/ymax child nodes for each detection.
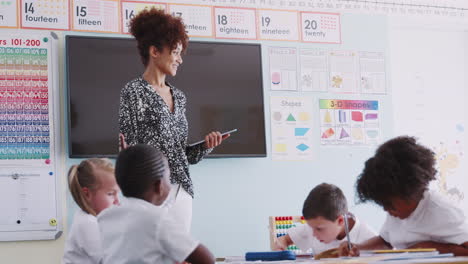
<box><xmin>271</xmin><ymin>96</ymin><xmax>313</xmax><ymax>161</ymax></box>
<box><xmin>319</xmin><ymin>99</ymin><xmax>380</xmax><ymax>145</ymax></box>
<box><xmin>0</xmin><ymin>38</ymin><xmax>52</xmax><ymax>160</ymax></box>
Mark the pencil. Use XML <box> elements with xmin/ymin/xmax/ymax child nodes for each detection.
<box><xmin>371</xmin><ymin>248</ymin><xmax>437</xmax><ymax>253</ymax></box>
<box><xmin>343</xmin><ymin>213</ymin><xmax>352</xmax><ymax>251</ymax></box>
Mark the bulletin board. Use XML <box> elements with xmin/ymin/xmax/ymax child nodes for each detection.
<box><xmin>0</xmin><ymin>30</ymin><xmax>61</xmax><ymax>241</ymax></box>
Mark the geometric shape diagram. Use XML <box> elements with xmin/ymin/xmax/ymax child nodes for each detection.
<box><xmin>295</xmin><ymin>128</ymin><xmax>310</xmax><ymax>137</ymax></box>
<box><xmin>298</xmin><ymin>112</ymin><xmax>310</xmax><ymax>121</ymax></box>
<box><xmin>365</xmin><ymin>113</ymin><xmax>378</xmax><ymax>120</ymax></box>
<box><xmin>366</xmin><ymin>130</ymin><xmax>379</xmax><ymax>138</ymax></box>
<box><xmin>287</xmin><ymin>113</ymin><xmax>296</xmax><ymax>122</ymax></box>
<box><xmin>351</xmin><ymin>128</ymin><xmax>364</xmax><ymax>140</ymax></box>
<box><xmin>277</xmin><ymin>127</ymin><xmax>287</xmax><ymax>137</ymax></box>
<box><xmin>296</xmin><ymin>143</ymin><xmax>309</xmax><ymax>152</ymax></box>
<box><xmin>273</xmin><ymin>112</ymin><xmax>282</xmax><ymax>121</ymax></box>
<box><xmin>351</xmin><ymin>111</ymin><xmax>363</xmax><ymax>122</ymax></box>
<box><xmin>272</xmin><ymin>72</ymin><xmax>281</xmax><ymax>84</ymax></box>
<box><xmin>340</xmin><ymin>128</ymin><xmax>350</xmax><ymax>139</ymax></box>
<box><xmin>274</xmin><ymin>143</ymin><xmax>287</xmax><ymax>152</ymax></box>
<box><xmin>324</xmin><ymin>110</ymin><xmax>332</xmax><ymax>123</ymax></box>
<box><xmin>338</xmin><ymin>110</ymin><xmax>346</xmax><ymax>123</ymax></box>
<box><xmin>321</xmin><ymin>128</ymin><xmax>335</xmax><ymax>138</ymax></box>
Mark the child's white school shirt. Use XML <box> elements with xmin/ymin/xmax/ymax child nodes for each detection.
<box><xmin>288</xmin><ymin>216</ymin><xmax>376</xmax><ymax>255</ymax></box>
<box><xmin>380</xmin><ymin>190</ymin><xmax>468</xmax><ymax>249</ymax></box>
<box><xmin>62</xmin><ymin>209</ymin><xmax>102</xmax><ymax>264</ymax></box>
<box><xmin>97</xmin><ymin>197</ymin><xmax>199</xmax><ymax>264</ymax></box>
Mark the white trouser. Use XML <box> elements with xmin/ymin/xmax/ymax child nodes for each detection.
<box><xmin>167</xmin><ymin>184</ymin><xmax>193</xmax><ymax>233</ymax></box>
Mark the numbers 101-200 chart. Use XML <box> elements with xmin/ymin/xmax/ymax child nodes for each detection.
<box><xmin>0</xmin><ymin>37</ymin><xmax>51</xmax><ymax>160</ymax></box>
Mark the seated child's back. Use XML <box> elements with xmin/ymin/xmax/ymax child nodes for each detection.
<box><xmin>99</xmin><ymin>197</ymin><xmax>195</xmax><ymax>263</ymax></box>
<box><xmin>98</xmin><ymin>144</ymin><xmax>214</xmax><ymax>264</ymax></box>
<box><xmin>275</xmin><ymin>183</ymin><xmax>375</xmax><ymax>255</ymax></box>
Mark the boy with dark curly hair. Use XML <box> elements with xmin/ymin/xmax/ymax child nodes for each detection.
<box><xmin>339</xmin><ymin>136</ymin><xmax>468</xmax><ymax>256</ymax></box>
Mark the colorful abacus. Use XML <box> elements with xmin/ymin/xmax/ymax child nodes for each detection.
<box><xmin>269</xmin><ymin>216</ymin><xmax>309</xmax><ymax>255</ymax></box>
<box><xmin>287</xmin><ymin>245</ymin><xmax>301</xmax><ymax>252</ymax></box>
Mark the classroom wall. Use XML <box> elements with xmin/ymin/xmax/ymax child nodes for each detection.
<box><xmin>189</xmin><ymin>13</ymin><xmax>390</xmax><ymax>256</ymax></box>
<box><xmin>65</xmin><ymin>13</ymin><xmax>392</xmax><ymax>257</ymax></box>
<box><xmin>389</xmin><ymin>16</ymin><xmax>468</xmax><ymax>214</ymax></box>
<box><xmin>2</xmin><ymin>5</ymin><xmax>468</xmax><ymax>264</ymax></box>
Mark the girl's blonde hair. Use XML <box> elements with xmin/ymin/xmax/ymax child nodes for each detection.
<box><xmin>68</xmin><ymin>158</ymin><xmax>114</xmax><ymax>216</ymax></box>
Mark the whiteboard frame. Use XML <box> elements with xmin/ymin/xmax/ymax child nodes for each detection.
<box><xmin>0</xmin><ymin>30</ymin><xmax>63</xmax><ymax>241</ymax></box>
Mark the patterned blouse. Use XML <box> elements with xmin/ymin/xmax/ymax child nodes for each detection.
<box><xmin>119</xmin><ymin>77</ymin><xmax>212</xmax><ymax>197</ymax></box>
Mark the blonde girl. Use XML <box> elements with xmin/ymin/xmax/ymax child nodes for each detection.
<box><xmin>62</xmin><ymin>158</ymin><xmax>120</xmax><ymax>264</ymax></box>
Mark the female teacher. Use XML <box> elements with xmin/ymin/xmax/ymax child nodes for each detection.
<box><xmin>119</xmin><ymin>8</ymin><xmax>228</xmax><ymax>232</ymax></box>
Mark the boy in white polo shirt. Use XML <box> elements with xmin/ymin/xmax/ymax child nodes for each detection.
<box><xmin>274</xmin><ymin>183</ymin><xmax>376</xmax><ymax>256</ymax></box>
<box><xmin>98</xmin><ymin>144</ymin><xmax>214</xmax><ymax>264</ymax></box>
<box><xmin>339</xmin><ymin>136</ymin><xmax>468</xmax><ymax>256</ymax></box>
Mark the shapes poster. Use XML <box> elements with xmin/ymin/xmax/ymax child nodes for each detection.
<box><xmin>271</xmin><ymin>96</ymin><xmax>313</xmax><ymax>161</ymax></box>
<box><xmin>319</xmin><ymin>99</ymin><xmax>380</xmax><ymax>145</ymax></box>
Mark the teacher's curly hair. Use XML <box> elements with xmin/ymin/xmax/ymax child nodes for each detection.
<box><xmin>129</xmin><ymin>8</ymin><xmax>188</xmax><ymax>66</ymax></box>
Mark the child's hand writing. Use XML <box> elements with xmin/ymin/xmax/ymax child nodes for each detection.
<box><xmin>338</xmin><ymin>241</ymin><xmax>360</xmax><ymax>257</ymax></box>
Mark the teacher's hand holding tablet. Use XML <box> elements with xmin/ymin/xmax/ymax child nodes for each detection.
<box><xmin>204</xmin><ymin>131</ymin><xmax>230</xmax><ymax>149</ymax></box>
